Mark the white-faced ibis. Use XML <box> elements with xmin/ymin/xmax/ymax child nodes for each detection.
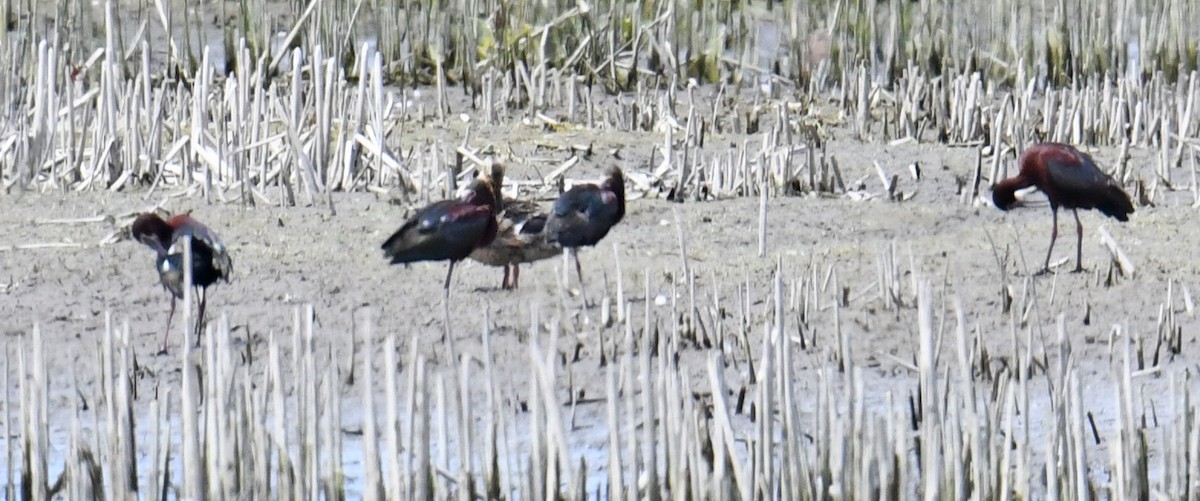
<box><xmin>131</xmin><ymin>212</ymin><xmax>233</xmax><ymax>352</ymax></box>
<box><xmin>382</xmin><ymin>177</ymin><xmax>499</xmax><ymax>339</ymax></box>
<box><xmin>545</xmin><ymin>166</ymin><xmax>626</xmax><ymax>301</ymax></box>
<box><xmin>992</xmin><ymin>143</ymin><xmax>1134</xmax><ymax>274</ymax></box>
<box><xmin>468</xmin><ymin>162</ymin><xmax>561</xmax><ymax>290</ymax></box>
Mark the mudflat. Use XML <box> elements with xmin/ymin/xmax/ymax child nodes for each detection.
<box><xmin>1</xmin><ymin>133</ymin><xmax>1188</xmax><ymax>492</ymax></box>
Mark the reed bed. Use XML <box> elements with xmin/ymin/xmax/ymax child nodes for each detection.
<box><xmin>3</xmin><ymin>244</ymin><xmax>1196</xmax><ymax>499</ymax></box>
<box><xmin>0</xmin><ymin>0</ymin><xmax>1199</xmax><ymax>200</ymax></box>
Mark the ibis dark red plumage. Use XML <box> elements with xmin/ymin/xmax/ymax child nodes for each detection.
<box><xmin>545</xmin><ymin>166</ymin><xmax>626</xmax><ymax>297</ymax></box>
<box><xmin>382</xmin><ymin>177</ymin><xmax>499</xmax><ymax>339</ymax></box>
<box><xmin>468</xmin><ymin>162</ymin><xmax>561</xmax><ymax>290</ymax></box>
<box><xmin>992</xmin><ymin>143</ymin><xmax>1134</xmax><ymax>274</ymax></box>
<box><xmin>382</xmin><ymin>177</ymin><xmax>500</xmax><ymax>283</ymax></box>
<box><xmin>131</xmin><ymin>212</ymin><xmax>233</xmax><ymax>352</ymax></box>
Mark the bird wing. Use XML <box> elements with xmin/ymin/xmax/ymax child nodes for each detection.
<box><xmin>591</xmin><ymin>190</ymin><xmax>623</xmax><ymax>222</ymax></box>
<box><xmin>547</xmin><ymin>184</ymin><xmax>624</xmax><ymax>247</ymax></box>
<box><xmin>496</xmin><ymin>197</ymin><xmax>551</xmax><ymax>235</ymax></box>
<box><xmin>552</xmin><ymin>186</ymin><xmax>593</xmax><ymax>217</ymax></box>
<box><xmin>436</xmin><ymin>203</ymin><xmax>497</xmax><ymax>244</ymax></box>
<box><xmin>553</xmin><ymin>184</ymin><xmax>622</xmax><ymax>221</ymax></box>
<box><xmin>166</xmin><ymin>217</ymin><xmax>233</xmax><ymax>282</ymax></box>
<box><xmin>517</xmin><ymin>215</ymin><xmax>548</xmax><ymax>236</ymax></box>
<box><xmin>548</xmin><ymin>186</ymin><xmax>595</xmax><ymax>240</ymax></box>
<box><xmin>502</xmin><ymin>199</ymin><xmax>547</xmax><ymax>222</ymax></box>
<box><xmin>1041</xmin><ymin>149</ymin><xmax>1122</xmax><ymax>201</ymax></box>
<box><xmin>137</xmin><ymin>234</ymin><xmax>169</xmax><ymax>255</ymax></box>
<box><xmin>168</xmin><ymin>215</ymin><xmax>228</xmax><ymax>254</ymax></box>
<box><xmin>383</xmin><ymin>200</ymin><xmax>497</xmax><ymax>263</ymax></box>
<box><xmin>413</xmin><ymin>200</ymin><xmax>461</xmax><ymax>233</ymax></box>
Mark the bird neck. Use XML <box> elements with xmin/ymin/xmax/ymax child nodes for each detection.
<box><xmin>494</xmin><ymin>188</ymin><xmax>506</xmax><ymax>214</ymax></box>
<box><xmin>132</xmin><ymin>214</ymin><xmax>175</xmax><ymax>253</ymax></box>
<box><xmin>469</xmin><ymin>182</ymin><xmax>500</xmax><ymax>213</ymax></box>
<box><xmin>604</xmin><ymin>176</ymin><xmax>626</xmax><ymax>219</ymax></box>
<box><xmin>991</xmin><ymin>174</ymin><xmax>1032</xmax><ymax>210</ymax></box>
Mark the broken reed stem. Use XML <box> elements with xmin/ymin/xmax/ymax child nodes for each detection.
<box><xmin>758</xmin><ymin>180</ymin><xmax>768</xmax><ymax>257</ymax></box>
<box><xmin>917</xmin><ymin>280</ymin><xmax>940</xmax><ymax>497</ymax></box>
<box><xmin>1098</xmin><ymin>226</ymin><xmax>1136</xmax><ymax>277</ymax></box>
<box><xmin>674</xmin><ymin>207</ymin><xmax>690</xmax><ymax>280</ymax></box>
<box><xmin>0</xmin><ymin>0</ymin><xmax>1195</xmax><ymax>208</ymax></box>
<box><xmin>360</xmin><ymin>309</ymin><xmax>383</xmax><ymax>501</ymax></box>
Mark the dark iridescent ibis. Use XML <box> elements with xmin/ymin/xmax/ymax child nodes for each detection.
<box><xmin>468</xmin><ymin>162</ymin><xmax>561</xmax><ymax>289</ymax></box>
<box><xmin>131</xmin><ymin>212</ymin><xmax>233</xmax><ymax>352</ymax></box>
<box><xmin>382</xmin><ymin>177</ymin><xmax>499</xmax><ymax>339</ymax></box>
<box><xmin>545</xmin><ymin>166</ymin><xmax>626</xmax><ymax>297</ymax></box>
<box><xmin>991</xmin><ymin>143</ymin><xmax>1134</xmax><ymax>274</ymax></box>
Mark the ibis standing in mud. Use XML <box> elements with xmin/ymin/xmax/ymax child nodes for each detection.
<box><xmin>382</xmin><ymin>177</ymin><xmax>499</xmax><ymax>340</ymax></box>
<box><xmin>468</xmin><ymin>162</ymin><xmax>562</xmax><ymax>290</ymax></box>
<box><xmin>132</xmin><ymin>212</ymin><xmax>233</xmax><ymax>353</ymax></box>
<box><xmin>991</xmin><ymin>143</ymin><xmax>1134</xmax><ymax>274</ymax></box>
<box><xmin>546</xmin><ymin>166</ymin><xmax>626</xmax><ymax>305</ymax></box>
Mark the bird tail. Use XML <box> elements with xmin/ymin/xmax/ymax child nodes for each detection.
<box><xmin>381</xmin><ymin>228</ymin><xmax>427</xmax><ymax>264</ymax></box>
<box><xmin>215</xmin><ymin>253</ymin><xmax>234</xmax><ymax>282</ymax></box>
<box><xmin>1097</xmin><ymin>185</ymin><xmax>1135</xmax><ymax>222</ymax></box>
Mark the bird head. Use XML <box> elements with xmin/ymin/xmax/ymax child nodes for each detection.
<box><xmin>464</xmin><ymin>178</ymin><xmax>500</xmax><ymax>213</ymax></box>
<box><xmin>131</xmin><ymin>212</ymin><xmax>173</xmax><ymax>253</ymax></box>
<box><xmin>990</xmin><ymin>185</ymin><xmax>1019</xmax><ymax>211</ymax></box>
<box><xmin>482</xmin><ymin>160</ymin><xmax>506</xmax><ymax>187</ymax></box>
<box><xmin>479</xmin><ymin>160</ymin><xmax>507</xmax><ymax>211</ymax></box>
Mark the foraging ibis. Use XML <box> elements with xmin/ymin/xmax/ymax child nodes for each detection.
<box><xmin>991</xmin><ymin>143</ymin><xmax>1134</xmax><ymax>274</ymax></box>
<box><xmin>468</xmin><ymin>162</ymin><xmax>561</xmax><ymax>289</ymax></box>
<box><xmin>131</xmin><ymin>212</ymin><xmax>233</xmax><ymax>352</ymax></box>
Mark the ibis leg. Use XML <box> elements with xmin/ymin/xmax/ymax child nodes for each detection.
<box><xmin>1039</xmin><ymin>208</ymin><xmax>1060</xmax><ymax>275</ymax></box>
<box><xmin>443</xmin><ymin>260</ymin><xmax>456</xmax><ymax>291</ymax></box>
<box><xmin>442</xmin><ymin>261</ymin><xmax>455</xmax><ymax>343</ymax></box>
<box><xmin>195</xmin><ymin>287</ymin><xmax>208</xmax><ymax>347</ymax></box>
<box><xmin>512</xmin><ymin>264</ymin><xmax>521</xmax><ymax>289</ymax></box>
<box><xmin>1072</xmin><ymin>209</ymin><xmax>1084</xmax><ymax>273</ymax></box>
<box><xmin>442</xmin><ymin>287</ymin><xmax>451</xmax><ymax>344</ymax></box>
<box><xmin>159</xmin><ymin>296</ymin><xmax>177</xmax><ymax>354</ymax></box>
<box><xmin>501</xmin><ymin>264</ymin><xmax>511</xmax><ymax>290</ymax></box>
<box><xmin>573</xmin><ymin>248</ymin><xmax>585</xmax><ymax>287</ymax></box>
<box><xmin>573</xmin><ymin>248</ymin><xmax>591</xmax><ymax>308</ymax></box>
